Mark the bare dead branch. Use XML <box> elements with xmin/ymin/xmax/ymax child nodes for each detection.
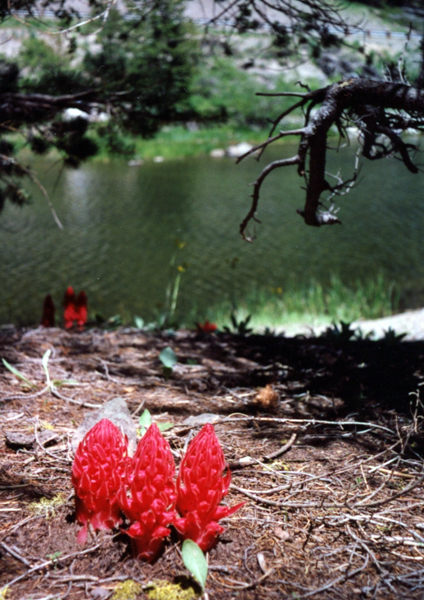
<box><xmin>236</xmin><ymin>129</ymin><xmax>305</xmax><ymax>163</ymax></box>
<box><xmin>356</xmin><ymin>470</ymin><xmax>424</xmax><ymax>509</ymax></box>
<box><xmin>0</xmin><ymin>541</ymin><xmax>32</xmax><ymax>567</ymax></box>
<box><xmin>0</xmin><ymin>90</ymin><xmax>99</xmax><ymax>124</ymax></box>
<box><xmin>264</xmin><ymin>432</ymin><xmax>297</xmax><ymax>460</ymax></box>
<box><xmin>239</xmin><ymin>79</ymin><xmax>424</xmax><ymax>235</ymax></box>
<box><xmin>240</xmin><ymin>156</ymin><xmax>300</xmax><ymax>241</ymax></box>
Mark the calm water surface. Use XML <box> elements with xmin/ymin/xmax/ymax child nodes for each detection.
<box><xmin>1</xmin><ymin>144</ymin><xmax>424</xmax><ymax>325</ymax></box>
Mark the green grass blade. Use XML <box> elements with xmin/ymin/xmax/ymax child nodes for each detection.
<box><xmin>2</xmin><ymin>358</ymin><xmax>34</xmax><ymax>387</ymax></box>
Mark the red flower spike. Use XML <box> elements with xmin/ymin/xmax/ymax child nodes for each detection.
<box><xmin>63</xmin><ymin>286</ymin><xmax>77</xmax><ymax>329</ymax></box>
<box><xmin>72</xmin><ymin>418</ymin><xmax>129</xmax><ymax>545</ymax></box>
<box><xmin>63</xmin><ymin>287</ymin><xmax>88</xmax><ymax>329</ymax></box>
<box><xmin>41</xmin><ymin>294</ymin><xmax>55</xmax><ymax>327</ymax></box>
<box><xmin>118</xmin><ymin>423</ymin><xmax>177</xmax><ymax>562</ymax></box>
<box><xmin>175</xmin><ymin>423</ymin><xmax>245</xmax><ymax>552</ymax></box>
<box><xmin>196</xmin><ymin>320</ymin><xmax>217</xmax><ymax>333</ymax></box>
<box><xmin>75</xmin><ymin>290</ymin><xmax>88</xmax><ymax>329</ymax></box>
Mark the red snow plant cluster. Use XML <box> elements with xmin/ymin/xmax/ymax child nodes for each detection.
<box><xmin>63</xmin><ymin>286</ymin><xmax>88</xmax><ymax>329</ymax></box>
<box><xmin>72</xmin><ymin>420</ymin><xmax>244</xmax><ymax>560</ymax></box>
<box><xmin>196</xmin><ymin>320</ymin><xmax>217</xmax><ymax>333</ymax></box>
<box><xmin>41</xmin><ymin>286</ymin><xmax>88</xmax><ymax>329</ymax></box>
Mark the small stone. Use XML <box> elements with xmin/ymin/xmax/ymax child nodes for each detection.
<box><xmin>274</xmin><ymin>526</ymin><xmax>291</xmax><ymax>541</ymax></box>
<box><xmin>183</xmin><ymin>413</ymin><xmax>221</xmax><ymax>426</ymax></box>
<box><xmin>226</xmin><ymin>142</ymin><xmax>253</xmax><ymax>158</ymax></box>
<box><xmin>71</xmin><ymin>397</ymin><xmax>138</xmax><ymax>455</ymax></box>
<box><xmin>5</xmin><ymin>429</ymin><xmax>60</xmax><ymax>450</ymax></box>
<box><xmin>5</xmin><ymin>431</ymin><xmax>35</xmax><ymax>449</ymax></box>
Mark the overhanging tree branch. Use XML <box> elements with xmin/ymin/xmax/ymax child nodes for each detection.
<box><xmin>239</xmin><ymin>78</ymin><xmax>424</xmax><ymax>240</ymax></box>
<box><xmin>240</xmin><ymin>155</ymin><xmax>300</xmax><ymax>242</ymax></box>
<box><xmin>0</xmin><ymin>90</ymin><xmax>100</xmax><ymax>124</ymax></box>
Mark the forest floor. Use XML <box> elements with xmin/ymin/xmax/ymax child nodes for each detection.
<box><xmin>1</xmin><ymin>325</ymin><xmax>424</xmax><ymax>600</ymax></box>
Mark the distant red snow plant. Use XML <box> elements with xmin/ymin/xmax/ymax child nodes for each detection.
<box><xmin>64</xmin><ymin>286</ymin><xmax>87</xmax><ymax>329</ymax></box>
<box><xmin>72</xmin><ymin>419</ymin><xmax>244</xmax><ymax>561</ymax></box>
<box><xmin>196</xmin><ymin>320</ymin><xmax>217</xmax><ymax>333</ymax></box>
<box><xmin>41</xmin><ymin>287</ymin><xmax>88</xmax><ymax>329</ymax></box>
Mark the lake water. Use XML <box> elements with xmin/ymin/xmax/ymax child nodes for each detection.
<box><xmin>1</xmin><ymin>143</ymin><xmax>424</xmax><ymax>326</ymax></box>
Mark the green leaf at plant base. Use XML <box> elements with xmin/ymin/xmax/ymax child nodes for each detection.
<box><xmin>107</xmin><ymin>314</ymin><xmax>123</xmax><ymax>327</ymax></box>
<box><xmin>182</xmin><ymin>539</ymin><xmax>208</xmax><ymax>591</ymax></box>
<box><xmin>158</xmin><ymin>422</ymin><xmax>173</xmax><ymax>432</ymax></box>
<box><xmin>134</xmin><ymin>315</ymin><xmax>144</xmax><ymax>329</ymax></box>
<box><xmin>139</xmin><ymin>409</ymin><xmax>152</xmax><ymax>436</ymax></box>
<box><xmin>159</xmin><ymin>346</ymin><xmax>177</xmax><ymax>369</ymax></box>
<box><xmin>2</xmin><ymin>358</ymin><xmax>34</xmax><ymax>387</ymax></box>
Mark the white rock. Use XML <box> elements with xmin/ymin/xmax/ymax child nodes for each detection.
<box><xmin>226</xmin><ymin>142</ymin><xmax>253</xmax><ymax>158</ymax></box>
<box><xmin>153</xmin><ymin>156</ymin><xmax>164</xmax><ymax>163</ymax></box>
<box><xmin>62</xmin><ymin>108</ymin><xmax>89</xmax><ymax>121</ymax></box>
<box><xmin>210</xmin><ymin>148</ymin><xmax>225</xmax><ymax>158</ymax></box>
<box><xmin>71</xmin><ymin>397</ymin><xmax>138</xmax><ymax>456</ymax></box>
<box><xmin>92</xmin><ymin>111</ymin><xmax>109</xmax><ymax>123</ymax></box>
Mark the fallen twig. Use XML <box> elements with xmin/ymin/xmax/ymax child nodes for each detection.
<box><xmin>264</xmin><ymin>432</ymin><xmax>297</xmax><ymax>461</ymax></box>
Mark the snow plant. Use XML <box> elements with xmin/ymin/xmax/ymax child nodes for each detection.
<box><xmin>118</xmin><ymin>423</ymin><xmax>177</xmax><ymax>562</ymax></box>
<box><xmin>175</xmin><ymin>423</ymin><xmax>245</xmax><ymax>551</ymax></box>
<box><xmin>72</xmin><ymin>418</ymin><xmax>129</xmax><ymax>544</ymax></box>
<box><xmin>63</xmin><ymin>286</ymin><xmax>88</xmax><ymax>329</ymax></box>
<box><xmin>72</xmin><ymin>420</ymin><xmax>244</xmax><ymax>559</ymax></box>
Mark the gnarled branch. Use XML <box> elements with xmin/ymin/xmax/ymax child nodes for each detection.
<box><xmin>240</xmin><ymin>79</ymin><xmax>424</xmax><ymax>239</ymax></box>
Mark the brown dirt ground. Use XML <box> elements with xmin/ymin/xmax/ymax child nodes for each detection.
<box><xmin>1</xmin><ymin>325</ymin><xmax>424</xmax><ymax>600</ymax></box>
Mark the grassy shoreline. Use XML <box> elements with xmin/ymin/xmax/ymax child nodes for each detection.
<box><xmin>12</xmin><ymin>124</ymin><xmax>282</xmax><ymax>165</ymax></box>
<box><xmin>152</xmin><ymin>273</ymin><xmax>400</xmax><ymax>334</ymax></box>
<box><xmin>93</xmin><ymin>123</ymin><xmax>280</xmax><ymax>162</ymax></box>
<box><xmin>209</xmin><ymin>275</ymin><xmax>398</xmax><ymax>332</ymax></box>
